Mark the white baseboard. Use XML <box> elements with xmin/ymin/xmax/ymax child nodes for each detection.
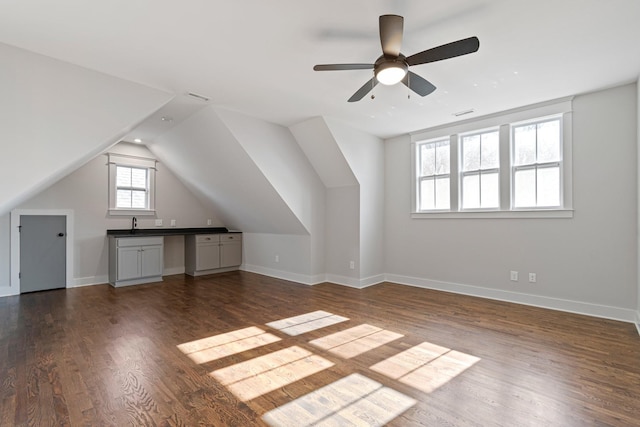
<box><xmin>325</xmin><ymin>274</ymin><xmax>385</xmax><ymax>289</ymax></box>
<box><xmin>71</xmin><ymin>275</ymin><xmax>109</xmax><ymax>288</ymax></box>
<box><xmin>385</xmin><ymin>273</ymin><xmax>637</xmax><ymax>324</ymax></box>
<box><xmin>0</xmin><ymin>286</ymin><xmax>17</xmax><ymax>297</ymax></box>
<box><xmin>636</xmin><ymin>311</ymin><xmax>640</xmax><ymax>336</ymax></box>
<box><xmin>240</xmin><ymin>264</ymin><xmax>323</xmax><ymax>285</ymax></box>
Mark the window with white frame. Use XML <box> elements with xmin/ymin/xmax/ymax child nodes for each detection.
<box><xmin>411</xmin><ymin>98</ymin><xmax>572</xmax><ymax>218</ymax></box>
<box><xmin>460</xmin><ymin>129</ymin><xmax>500</xmax><ymax>209</ymax></box>
<box><xmin>108</xmin><ymin>153</ymin><xmax>157</xmax><ymax>216</ymax></box>
<box><xmin>417</xmin><ymin>139</ymin><xmax>450</xmax><ymax>211</ymax></box>
<box><xmin>512</xmin><ymin>117</ymin><xmax>562</xmax><ymax>208</ymax></box>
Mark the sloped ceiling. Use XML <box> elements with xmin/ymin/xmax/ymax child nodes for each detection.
<box><xmin>0</xmin><ymin>1</ymin><xmax>638</xmax><ymax>139</ymax></box>
<box><xmin>0</xmin><ymin>42</ymin><xmax>172</xmax><ymax>216</ymax></box>
<box><xmin>149</xmin><ymin>106</ymin><xmax>309</xmax><ymax>235</ymax></box>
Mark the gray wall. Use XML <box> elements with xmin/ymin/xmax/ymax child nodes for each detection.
<box><xmin>385</xmin><ymin>83</ymin><xmax>638</xmax><ymax>320</ymax></box>
<box><xmin>1</xmin><ymin>142</ymin><xmax>221</xmax><ymax>290</ymax></box>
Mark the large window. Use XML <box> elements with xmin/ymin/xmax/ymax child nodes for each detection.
<box><xmin>460</xmin><ymin>129</ymin><xmax>499</xmax><ymax>209</ymax></box>
<box><xmin>417</xmin><ymin>139</ymin><xmax>450</xmax><ymax>210</ymax></box>
<box><xmin>411</xmin><ymin>98</ymin><xmax>572</xmax><ymax>218</ymax></box>
<box><xmin>512</xmin><ymin>118</ymin><xmax>561</xmax><ymax>208</ymax></box>
<box><xmin>108</xmin><ymin>153</ymin><xmax>157</xmax><ymax>216</ymax></box>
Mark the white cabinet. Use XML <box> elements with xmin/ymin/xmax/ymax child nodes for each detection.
<box><xmin>185</xmin><ymin>233</ymin><xmax>242</xmax><ymax>276</ymax></box>
<box><xmin>109</xmin><ymin>236</ymin><xmax>164</xmax><ymax>287</ymax></box>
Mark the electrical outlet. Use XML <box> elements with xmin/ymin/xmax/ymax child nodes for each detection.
<box><xmin>207</xmin><ymin>219</ymin><xmax>212</xmax><ymax>226</ymax></box>
<box><xmin>510</xmin><ymin>271</ymin><xmax>518</xmax><ymax>281</ymax></box>
<box><xmin>349</xmin><ymin>261</ymin><xmax>355</xmax><ymax>270</ymax></box>
<box><xmin>529</xmin><ymin>273</ymin><xmax>537</xmax><ymax>283</ymax></box>
<box><xmin>170</xmin><ymin>219</ymin><xmax>176</xmax><ymax>227</ymax></box>
<box><xmin>155</xmin><ymin>219</ymin><xmax>163</xmax><ymax>227</ymax></box>
<box><xmin>275</xmin><ymin>255</ymin><xmax>279</xmax><ymax>263</ymax></box>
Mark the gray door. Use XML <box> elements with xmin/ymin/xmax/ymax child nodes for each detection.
<box><xmin>20</xmin><ymin>215</ymin><xmax>66</xmax><ymax>293</ymax></box>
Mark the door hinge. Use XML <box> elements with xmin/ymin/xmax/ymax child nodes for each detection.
<box><xmin>19</xmin><ymin>272</ymin><xmax>21</xmax><ymax>279</ymax></box>
<box><xmin>18</xmin><ymin>225</ymin><xmax>22</xmax><ymax>232</ymax></box>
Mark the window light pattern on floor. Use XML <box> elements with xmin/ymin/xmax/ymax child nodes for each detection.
<box><xmin>262</xmin><ymin>373</ymin><xmax>416</xmax><ymax>427</ymax></box>
<box><xmin>176</xmin><ymin>326</ymin><xmax>280</xmax><ymax>364</ymax></box>
<box><xmin>309</xmin><ymin>323</ymin><xmax>403</xmax><ymax>359</ymax></box>
<box><xmin>370</xmin><ymin>341</ymin><xmax>480</xmax><ymax>393</ymax></box>
<box><xmin>210</xmin><ymin>346</ymin><xmax>334</xmax><ymax>401</ymax></box>
<box><xmin>266</xmin><ymin>310</ymin><xmax>349</xmax><ymax>336</ymax></box>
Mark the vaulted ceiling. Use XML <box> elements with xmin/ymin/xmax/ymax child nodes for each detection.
<box><xmin>2</xmin><ymin>0</ymin><xmax>639</xmax><ymax>140</ymax></box>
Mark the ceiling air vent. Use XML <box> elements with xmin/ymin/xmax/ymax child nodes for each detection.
<box><xmin>453</xmin><ymin>109</ymin><xmax>475</xmax><ymax>117</ymax></box>
<box><xmin>187</xmin><ymin>92</ymin><xmax>210</xmax><ymax>102</ymax></box>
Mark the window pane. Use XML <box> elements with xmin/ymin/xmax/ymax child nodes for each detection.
<box><xmin>116</xmin><ymin>189</ymin><xmax>132</xmax><ymax>208</ymax></box>
<box><xmin>514</xmin><ymin>125</ymin><xmax>536</xmax><ymax>166</ymax></box>
<box><xmin>419</xmin><ymin>178</ymin><xmax>435</xmax><ymax>210</ymax></box>
<box><xmin>537</xmin><ymin>120</ymin><xmax>560</xmax><ymax>163</ymax></box>
<box><xmin>514</xmin><ymin>168</ymin><xmax>536</xmax><ymax>207</ymax></box>
<box><xmin>481</xmin><ymin>131</ymin><xmax>499</xmax><ymax>169</ymax></box>
<box><xmin>131</xmin><ymin>168</ymin><xmax>147</xmax><ymax>189</ymax></box>
<box><xmin>116</xmin><ymin>166</ymin><xmax>131</xmax><ymax>187</ymax></box>
<box><xmin>462</xmin><ymin>135</ymin><xmax>480</xmax><ymax>171</ymax></box>
<box><xmin>537</xmin><ymin>166</ymin><xmax>560</xmax><ymax>206</ymax></box>
<box><xmin>435</xmin><ymin>142</ymin><xmax>450</xmax><ymax>175</ymax></box>
<box><xmin>480</xmin><ymin>171</ymin><xmax>499</xmax><ymax>208</ymax></box>
<box><xmin>462</xmin><ymin>174</ymin><xmax>480</xmax><ymax>209</ymax></box>
<box><xmin>420</xmin><ymin>144</ymin><xmax>435</xmax><ymax>176</ymax></box>
<box><xmin>435</xmin><ymin>177</ymin><xmax>450</xmax><ymax>209</ymax></box>
<box><xmin>131</xmin><ymin>190</ymin><xmax>147</xmax><ymax>209</ymax></box>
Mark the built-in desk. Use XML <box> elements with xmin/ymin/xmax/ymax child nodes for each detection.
<box><xmin>107</xmin><ymin>228</ymin><xmax>242</xmax><ymax>286</ymax></box>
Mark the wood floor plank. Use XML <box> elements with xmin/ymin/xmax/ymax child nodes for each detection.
<box><xmin>1</xmin><ymin>271</ymin><xmax>639</xmax><ymax>426</ymax></box>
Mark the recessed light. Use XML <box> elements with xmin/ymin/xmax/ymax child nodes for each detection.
<box><xmin>133</xmin><ymin>138</ymin><xmax>142</xmax><ymax>143</ymax></box>
<box><xmin>161</xmin><ymin>116</ymin><xmax>173</xmax><ymax>123</ymax></box>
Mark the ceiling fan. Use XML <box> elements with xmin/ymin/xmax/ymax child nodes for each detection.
<box><xmin>313</xmin><ymin>15</ymin><xmax>480</xmax><ymax>102</ymax></box>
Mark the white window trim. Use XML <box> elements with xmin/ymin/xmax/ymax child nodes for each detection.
<box><xmin>410</xmin><ymin>97</ymin><xmax>574</xmax><ymax>219</ymax></box>
<box><xmin>459</xmin><ymin>127</ymin><xmax>501</xmax><ymax>211</ymax></box>
<box><xmin>107</xmin><ymin>153</ymin><xmax>157</xmax><ymax>216</ymax></box>
<box><xmin>414</xmin><ymin>138</ymin><xmax>452</xmax><ymax>212</ymax></box>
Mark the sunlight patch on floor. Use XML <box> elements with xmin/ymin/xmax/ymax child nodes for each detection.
<box><xmin>210</xmin><ymin>346</ymin><xmax>334</xmax><ymax>401</ymax></box>
<box><xmin>309</xmin><ymin>324</ymin><xmax>403</xmax><ymax>359</ymax></box>
<box><xmin>262</xmin><ymin>373</ymin><xmax>416</xmax><ymax>427</ymax></box>
<box><xmin>177</xmin><ymin>326</ymin><xmax>281</xmax><ymax>364</ymax></box>
<box><xmin>370</xmin><ymin>342</ymin><xmax>480</xmax><ymax>393</ymax></box>
<box><xmin>266</xmin><ymin>310</ymin><xmax>349</xmax><ymax>336</ymax></box>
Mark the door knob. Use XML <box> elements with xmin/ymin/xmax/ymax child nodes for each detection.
<box><xmin>58</xmin><ymin>233</ymin><xmax>65</xmax><ymax>237</ymax></box>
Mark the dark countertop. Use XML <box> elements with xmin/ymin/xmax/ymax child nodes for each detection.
<box><xmin>107</xmin><ymin>227</ymin><xmax>239</xmax><ymax>237</ymax></box>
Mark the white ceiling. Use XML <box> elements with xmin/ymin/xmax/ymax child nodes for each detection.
<box><xmin>1</xmin><ymin>0</ymin><xmax>639</xmax><ymax>139</ymax></box>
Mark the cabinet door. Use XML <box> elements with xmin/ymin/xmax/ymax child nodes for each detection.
<box><xmin>140</xmin><ymin>245</ymin><xmax>163</xmax><ymax>278</ymax></box>
<box><xmin>220</xmin><ymin>242</ymin><xmax>242</xmax><ymax>268</ymax></box>
<box><xmin>117</xmin><ymin>247</ymin><xmax>141</xmax><ymax>280</ymax></box>
<box><xmin>197</xmin><ymin>244</ymin><xmax>221</xmax><ymax>270</ymax></box>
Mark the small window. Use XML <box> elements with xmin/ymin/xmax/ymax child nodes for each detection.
<box><xmin>460</xmin><ymin>129</ymin><xmax>499</xmax><ymax>209</ymax></box>
<box><xmin>417</xmin><ymin>139</ymin><xmax>450</xmax><ymax>211</ymax></box>
<box><xmin>512</xmin><ymin>118</ymin><xmax>562</xmax><ymax>208</ymax></box>
<box><xmin>108</xmin><ymin>153</ymin><xmax>156</xmax><ymax>216</ymax></box>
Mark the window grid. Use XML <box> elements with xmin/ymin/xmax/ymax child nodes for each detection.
<box><xmin>417</xmin><ymin>140</ymin><xmax>450</xmax><ymax>211</ymax></box>
<box><xmin>115</xmin><ymin>166</ymin><xmax>149</xmax><ymax>209</ymax></box>
<box><xmin>511</xmin><ymin>117</ymin><xmax>562</xmax><ymax>209</ymax></box>
<box><xmin>460</xmin><ymin>129</ymin><xmax>500</xmax><ymax>210</ymax></box>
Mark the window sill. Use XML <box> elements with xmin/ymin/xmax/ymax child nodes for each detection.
<box><xmin>108</xmin><ymin>209</ymin><xmax>156</xmax><ymax>217</ymax></box>
<box><xmin>411</xmin><ymin>209</ymin><xmax>574</xmax><ymax>219</ymax></box>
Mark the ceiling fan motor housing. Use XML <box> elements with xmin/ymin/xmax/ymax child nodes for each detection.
<box><xmin>374</xmin><ymin>54</ymin><xmax>408</xmax><ymax>85</ymax></box>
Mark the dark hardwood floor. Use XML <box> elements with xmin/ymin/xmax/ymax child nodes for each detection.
<box><xmin>1</xmin><ymin>271</ymin><xmax>639</xmax><ymax>426</ymax></box>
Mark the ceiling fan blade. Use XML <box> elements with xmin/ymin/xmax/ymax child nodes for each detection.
<box><xmin>348</xmin><ymin>77</ymin><xmax>378</xmax><ymax>102</ymax></box>
<box><xmin>314</xmin><ymin>64</ymin><xmax>374</xmax><ymax>71</ymax></box>
<box><xmin>379</xmin><ymin>14</ymin><xmax>403</xmax><ymax>57</ymax></box>
<box><xmin>406</xmin><ymin>36</ymin><xmax>479</xmax><ymax>66</ymax></box>
<box><xmin>402</xmin><ymin>71</ymin><xmax>436</xmax><ymax>97</ymax></box>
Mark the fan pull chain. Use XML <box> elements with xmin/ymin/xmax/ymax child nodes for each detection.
<box><xmin>370</xmin><ymin>72</ymin><xmax>376</xmax><ymax>100</ymax></box>
<box><xmin>407</xmin><ymin>72</ymin><xmax>411</xmax><ymax>99</ymax></box>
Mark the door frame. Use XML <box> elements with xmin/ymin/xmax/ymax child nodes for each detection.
<box><xmin>10</xmin><ymin>209</ymin><xmax>74</xmax><ymax>295</ymax></box>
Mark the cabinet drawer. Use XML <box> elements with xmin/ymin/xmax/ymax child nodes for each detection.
<box><xmin>116</xmin><ymin>236</ymin><xmax>163</xmax><ymax>247</ymax></box>
<box><xmin>196</xmin><ymin>234</ymin><xmax>220</xmax><ymax>243</ymax></box>
<box><xmin>220</xmin><ymin>234</ymin><xmax>242</xmax><ymax>242</ymax></box>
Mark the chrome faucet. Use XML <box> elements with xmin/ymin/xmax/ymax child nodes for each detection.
<box><xmin>131</xmin><ymin>216</ymin><xmax>137</xmax><ymax>233</ymax></box>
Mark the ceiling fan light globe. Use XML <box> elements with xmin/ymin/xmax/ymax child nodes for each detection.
<box><xmin>375</xmin><ymin>61</ymin><xmax>408</xmax><ymax>85</ymax></box>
